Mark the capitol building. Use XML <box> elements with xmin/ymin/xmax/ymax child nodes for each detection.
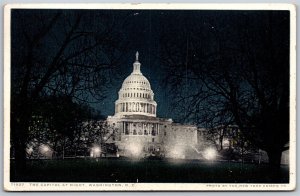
<box><xmin>106</xmin><ymin>52</ymin><xmax>198</xmax><ymax>158</ymax></box>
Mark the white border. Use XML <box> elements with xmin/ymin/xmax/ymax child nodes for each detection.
<box><xmin>3</xmin><ymin>3</ymin><xmax>296</xmax><ymax>191</ymax></box>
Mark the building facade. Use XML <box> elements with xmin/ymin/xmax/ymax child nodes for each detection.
<box><xmin>107</xmin><ymin>52</ymin><xmax>197</xmax><ymax>158</ymax></box>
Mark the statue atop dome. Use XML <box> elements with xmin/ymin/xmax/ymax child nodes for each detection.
<box><xmin>133</xmin><ymin>51</ymin><xmax>141</xmax><ymax>75</ymax></box>
<box><xmin>136</xmin><ymin>51</ymin><xmax>139</xmax><ymax>61</ymax></box>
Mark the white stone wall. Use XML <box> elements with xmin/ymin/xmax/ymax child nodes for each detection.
<box><xmin>106</xmin><ymin>115</ymin><xmax>198</xmax><ymax>158</ymax></box>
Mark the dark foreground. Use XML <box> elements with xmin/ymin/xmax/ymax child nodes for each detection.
<box><xmin>11</xmin><ymin>158</ymin><xmax>289</xmax><ymax>183</ymax></box>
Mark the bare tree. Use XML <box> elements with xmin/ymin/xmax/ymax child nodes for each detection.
<box><xmin>160</xmin><ymin>11</ymin><xmax>289</xmax><ymax>168</ymax></box>
<box><xmin>11</xmin><ymin>10</ymin><xmax>132</xmax><ymax>174</ymax></box>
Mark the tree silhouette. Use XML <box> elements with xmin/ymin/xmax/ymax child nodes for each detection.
<box><xmin>160</xmin><ymin>11</ymin><xmax>289</xmax><ymax>168</ymax></box>
<box><xmin>11</xmin><ymin>10</ymin><xmax>131</xmax><ymax>175</ymax></box>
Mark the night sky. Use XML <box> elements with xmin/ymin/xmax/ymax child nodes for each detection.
<box><xmin>90</xmin><ymin>10</ymin><xmax>290</xmax><ymax>121</ymax></box>
<box><xmin>93</xmin><ymin>10</ymin><xmax>168</xmax><ymax>118</ymax></box>
<box><xmin>11</xmin><ymin>9</ymin><xmax>290</xmax><ymax>122</ymax></box>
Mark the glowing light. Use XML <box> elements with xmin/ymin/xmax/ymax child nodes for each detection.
<box><xmin>90</xmin><ymin>146</ymin><xmax>101</xmax><ymax>158</ymax></box>
<box><xmin>203</xmin><ymin>147</ymin><xmax>217</xmax><ymax>160</ymax></box>
<box><xmin>26</xmin><ymin>147</ymin><xmax>33</xmax><ymax>154</ymax></box>
<box><xmin>223</xmin><ymin>139</ymin><xmax>230</xmax><ymax>146</ymax></box>
<box><xmin>94</xmin><ymin>147</ymin><xmax>101</xmax><ymax>153</ymax></box>
<box><xmin>38</xmin><ymin>144</ymin><xmax>53</xmax><ymax>158</ymax></box>
<box><xmin>39</xmin><ymin>144</ymin><xmax>51</xmax><ymax>153</ymax></box>
<box><xmin>127</xmin><ymin>142</ymin><xmax>143</xmax><ymax>158</ymax></box>
<box><xmin>43</xmin><ymin>146</ymin><xmax>49</xmax><ymax>152</ymax></box>
<box><xmin>167</xmin><ymin>145</ymin><xmax>186</xmax><ymax>159</ymax></box>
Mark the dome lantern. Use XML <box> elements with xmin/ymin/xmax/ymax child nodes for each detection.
<box><xmin>132</xmin><ymin>51</ymin><xmax>141</xmax><ymax>74</ymax></box>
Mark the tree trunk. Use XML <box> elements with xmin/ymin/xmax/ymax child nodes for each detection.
<box><xmin>266</xmin><ymin>148</ymin><xmax>283</xmax><ymax>182</ymax></box>
<box><xmin>13</xmin><ymin>137</ymin><xmax>27</xmax><ymax>177</ymax></box>
<box><xmin>11</xmin><ymin>97</ymin><xmax>32</xmax><ymax>178</ymax></box>
<box><xmin>267</xmin><ymin>148</ymin><xmax>282</xmax><ymax>168</ymax></box>
<box><xmin>11</xmin><ymin>115</ymin><xmax>29</xmax><ymax>178</ymax></box>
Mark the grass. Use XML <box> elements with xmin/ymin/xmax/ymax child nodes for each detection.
<box><xmin>10</xmin><ymin>158</ymin><xmax>289</xmax><ymax>183</ymax></box>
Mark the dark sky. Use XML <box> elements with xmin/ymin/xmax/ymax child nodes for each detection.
<box><xmin>90</xmin><ymin>10</ymin><xmax>171</xmax><ymax>118</ymax></box>
<box><xmin>11</xmin><ymin>9</ymin><xmax>290</xmax><ymax>122</ymax></box>
<box><xmin>91</xmin><ymin>10</ymin><xmax>290</xmax><ymax>121</ymax></box>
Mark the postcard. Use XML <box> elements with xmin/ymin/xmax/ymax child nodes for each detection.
<box><xmin>3</xmin><ymin>3</ymin><xmax>296</xmax><ymax>191</ymax></box>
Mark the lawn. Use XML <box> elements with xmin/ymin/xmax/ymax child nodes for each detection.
<box><xmin>10</xmin><ymin>158</ymin><xmax>289</xmax><ymax>183</ymax></box>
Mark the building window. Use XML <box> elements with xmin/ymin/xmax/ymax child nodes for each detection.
<box><xmin>152</xmin><ymin>138</ymin><xmax>155</xmax><ymax>143</ymax></box>
<box><xmin>133</xmin><ymin>129</ymin><xmax>137</xmax><ymax>135</ymax></box>
<box><xmin>151</xmin><ymin>129</ymin><xmax>156</xmax><ymax>136</ymax></box>
<box><xmin>125</xmin><ymin>123</ymin><xmax>129</xmax><ymax>135</ymax></box>
<box><xmin>144</xmin><ymin>130</ymin><xmax>148</xmax><ymax>135</ymax></box>
<box><xmin>138</xmin><ymin>130</ymin><xmax>143</xmax><ymax>135</ymax></box>
<box><xmin>164</xmin><ymin>131</ymin><xmax>167</xmax><ymax>136</ymax></box>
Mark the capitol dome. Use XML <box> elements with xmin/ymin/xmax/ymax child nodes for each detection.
<box><xmin>114</xmin><ymin>52</ymin><xmax>157</xmax><ymax>117</ymax></box>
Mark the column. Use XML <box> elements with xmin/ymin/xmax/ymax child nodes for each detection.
<box><xmin>147</xmin><ymin>123</ymin><xmax>150</xmax><ymax>135</ymax></box>
<box><xmin>129</xmin><ymin>122</ymin><xmax>132</xmax><ymax>135</ymax></box>
<box><xmin>122</xmin><ymin>122</ymin><xmax>125</xmax><ymax>133</ymax></box>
